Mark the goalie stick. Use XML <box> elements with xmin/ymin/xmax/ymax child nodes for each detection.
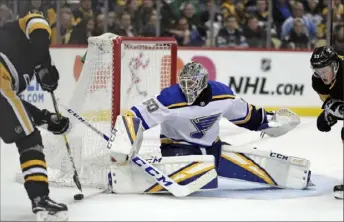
<box><xmin>57</xmin><ymin>102</ymin><xmax>217</xmax><ymax>197</ymax></box>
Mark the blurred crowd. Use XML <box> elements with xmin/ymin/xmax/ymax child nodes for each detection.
<box><xmin>0</xmin><ymin>0</ymin><xmax>343</xmax><ymax>50</ymax></box>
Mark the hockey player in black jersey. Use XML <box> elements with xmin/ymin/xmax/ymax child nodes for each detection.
<box><xmin>0</xmin><ymin>11</ymin><xmax>70</xmax><ymax>220</ymax></box>
<box><xmin>310</xmin><ymin>45</ymin><xmax>343</xmax><ymax>200</ymax></box>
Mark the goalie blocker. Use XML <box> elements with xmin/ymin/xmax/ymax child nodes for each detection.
<box><xmin>107</xmin><ymin>115</ymin><xmax>312</xmax><ymax>195</ymax></box>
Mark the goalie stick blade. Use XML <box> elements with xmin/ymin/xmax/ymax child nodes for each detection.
<box><xmin>175</xmin><ymin>168</ymin><xmax>218</xmax><ymax>197</ymax></box>
<box><xmin>132</xmin><ymin>155</ymin><xmax>218</xmax><ymax>197</ymax></box>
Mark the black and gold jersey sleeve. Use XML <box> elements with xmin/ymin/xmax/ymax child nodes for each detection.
<box><xmin>18</xmin><ymin>12</ymin><xmax>52</xmax><ymax>67</ymax></box>
<box><xmin>18</xmin><ymin>12</ymin><xmax>51</xmax><ymax>40</ymax></box>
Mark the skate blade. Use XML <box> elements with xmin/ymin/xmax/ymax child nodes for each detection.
<box><xmin>36</xmin><ymin>211</ymin><xmax>69</xmax><ymax>221</ymax></box>
<box><xmin>334</xmin><ymin>191</ymin><xmax>343</xmax><ymax>200</ymax></box>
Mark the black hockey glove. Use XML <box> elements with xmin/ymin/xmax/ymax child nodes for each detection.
<box><xmin>41</xmin><ymin>109</ymin><xmax>70</xmax><ymax>135</ymax></box>
<box><xmin>322</xmin><ymin>97</ymin><xmax>344</xmax><ymax>120</ymax></box>
<box><xmin>35</xmin><ymin>64</ymin><xmax>59</xmax><ymax>92</ymax></box>
<box><xmin>317</xmin><ymin>110</ymin><xmax>337</xmax><ymax>132</ymax></box>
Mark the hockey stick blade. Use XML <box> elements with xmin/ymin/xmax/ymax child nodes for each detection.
<box><xmin>59</xmin><ymin>102</ymin><xmax>217</xmax><ymax>197</ymax></box>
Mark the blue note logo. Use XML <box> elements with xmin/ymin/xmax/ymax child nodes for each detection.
<box><xmin>190</xmin><ymin>113</ymin><xmax>221</xmax><ymax>138</ymax></box>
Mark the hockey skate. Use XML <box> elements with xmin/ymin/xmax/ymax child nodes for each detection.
<box><xmin>31</xmin><ymin>196</ymin><xmax>68</xmax><ymax>221</ymax></box>
<box><xmin>334</xmin><ymin>184</ymin><xmax>343</xmax><ymax>199</ymax></box>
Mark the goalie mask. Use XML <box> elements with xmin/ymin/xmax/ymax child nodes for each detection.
<box><xmin>179</xmin><ymin>62</ymin><xmax>208</xmax><ymax>105</ymax></box>
<box><xmin>310</xmin><ymin>46</ymin><xmax>339</xmax><ymax>85</ymax></box>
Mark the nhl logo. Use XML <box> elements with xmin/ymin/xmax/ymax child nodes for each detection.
<box><xmin>261</xmin><ymin>58</ymin><xmax>271</xmax><ymax>72</ymax></box>
<box><xmin>200</xmin><ymin>102</ymin><xmax>205</xmax><ymax>106</ymax></box>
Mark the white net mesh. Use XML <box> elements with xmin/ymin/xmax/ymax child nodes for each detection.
<box><xmin>16</xmin><ymin>33</ymin><xmax>177</xmax><ymax>188</ymax></box>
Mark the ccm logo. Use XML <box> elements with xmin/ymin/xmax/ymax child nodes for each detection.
<box><xmin>67</xmin><ymin>109</ymin><xmax>85</xmax><ymax>122</ymax></box>
<box><xmin>132</xmin><ymin>156</ymin><xmax>173</xmax><ymax>187</ymax></box>
<box><xmin>270</xmin><ymin>152</ymin><xmax>288</xmax><ymax>160</ymax></box>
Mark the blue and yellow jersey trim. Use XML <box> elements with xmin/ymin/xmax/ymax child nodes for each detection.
<box><xmin>231</xmin><ymin>104</ymin><xmax>253</xmax><ymax>125</ymax></box>
<box><xmin>18</xmin><ymin>12</ymin><xmax>51</xmax><ymax>39</ymax></box>
<box><xmin>144</xmin><ymin>161</ymin><xmax>215</xmax><ymax>193</ymax></box>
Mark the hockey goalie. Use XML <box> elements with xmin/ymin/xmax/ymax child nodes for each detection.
<box><xmin>106</xmin><ymin>61</ymin><xmax>312</xmax><ymax>196</ymax></box>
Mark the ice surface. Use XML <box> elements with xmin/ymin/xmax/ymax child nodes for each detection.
<box><xmin>1</xmin><ymin>118</ymin><xmax>343</xmax><ymax>221</ymax></box>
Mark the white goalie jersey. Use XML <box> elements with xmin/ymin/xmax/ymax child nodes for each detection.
<box><xmin>129</xmin><ymin>80</ymin><xmax>265</xmax><ymax>147</ymax></box>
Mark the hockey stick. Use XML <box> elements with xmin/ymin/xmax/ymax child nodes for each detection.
<box><xmin>58</xmin><ymin>102</ymin><xmax>217</xmax><ymax>197</ymax></box>
<box><xmin>50</xmin><ymin>92</ymin><xmax>84</xmax><ymax>200</ymax></box>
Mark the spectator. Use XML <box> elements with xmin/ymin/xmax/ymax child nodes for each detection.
<box><xmin>181</xmin><ymin>2</ymin><xmax>200</xmax><ymax>28</ymax></box>
<box><xmin>113</xmin><ymin>11</ymin><xmax>137</xmax><ymax>37</ymax></box>
<box><xmin>221</xmin><ymin>0</ymin><xmax>247</xmax><ymax>26</ymax></box>
<box><xmin>125</xmin><ymin>0</ymin><xmax>141</xmax><ymax>33</ymax></box>
<box><xmin>334</xmin><ymin>24</ymin><xmax>344</xmax><ymax>51</ymax></box>
<box><xmin>107</xmin><ymin>11</ymin><xmax>118</xmax><ymax>33</ymax></box>
<box><xmin>181</xmin><ymin>2</ymin><xmax>207</xmax><ymax>44</ymax></box>
<box><xmin>199</xmin><ymin>0</ymin><xmax>223</xmax><ymax>45</ymax></box>
<box><xmin>73</xmin><ymin>0</ymin><xmax>94</xmax><ymax>22</ymax></box>
<box><xmin>221</xmin><ymin>0</ymin><xmax>236</xmax><ymax>20</ymax></box>
<box><xmin>94</xmin><ymin>13</ymin><xmax>105</xmax><ymax>36</ymax></box>
<box><xmin>69</xmin><ymin>17</ymin><xmax>95</xmax><ymax>44</ymax></box>
<box><xmin>303</xmin><ymin>0</ymin><xmax>323</xmax><ymax>27</ymax></box>
<box><xmin>272</xmin><ymin>0</ymin><xmax>293</xmax><ymax>36</ymax></box>
<box><xmin>281</xmin><ymin>2</ymin><xmax>316</xmax><ymax>40</ymax></box>
<box><xmin>0</xmin><ymin>4</ymin><xmax>14</xmax><ymax>27</ymax></box>
<box><xmin>314</xmin><ymin>23</ymin><xmax>327</xmax><ymax>47</ymax></box>
<box><xmin>322</xmin><ymin>0</ymin><xmax>344</xmax><ymax>24</ymax></box>
<box><xmin>50</xmin><ymin>4</ymin><xmax>77</xmax><ymax>44</ymax></box>
<box><xmin>243</xmin><ymin>16</ymin><xmax>266</xmax><ymax>48</ymax></box>
<box><xmin>215</xmin><ymin>15</ymin><xmax>248</xmax><ymax>48</ymax></box>
<box><xmin>250</xmin><ymin>0</ymin><xmax>277</xmax><ymax>36</ymax></box>
<box><xmin>168</xmin><ymin>16</ymin><xmax>205</xmax><ymax>46</ymax></box>
<box><xmin>136</xmin><ymin>0</ymin><xmax>155</xmax><ymax>34</ymax></box>
<box><xmin>142</xmin><ymin>10</ymin><xmax>157</xmax><ymax>37</ymax></box>
<box><xmin>169</xmin><ymin>0</ymin><xmax>201</xmax><ymax>19</ymax></box>
<box><xmin>18</xmin><ymin>0</ymin><xmax>42</xmax><ymax>17</ymax></box>
<box><xmin>281</xmin><ymin>18</ymin><xmax>310</xmax><ymax>50</ymax></box>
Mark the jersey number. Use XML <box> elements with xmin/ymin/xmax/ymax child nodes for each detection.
<box><xmin>143</xmin><ymin>98</ymin><xmax>159</xmax><ymax>113</ymax></box>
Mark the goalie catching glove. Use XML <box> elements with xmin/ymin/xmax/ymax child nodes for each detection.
<box><xmin>259</xmin><ymin>108</ymin><xmax>301</xmax><ymax>137</ymax></box>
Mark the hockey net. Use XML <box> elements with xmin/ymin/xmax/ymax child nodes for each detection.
<box><xmin>16</xmin><ymin>33</ymin><xmax>177</xmax><ymax>189</ymax></box>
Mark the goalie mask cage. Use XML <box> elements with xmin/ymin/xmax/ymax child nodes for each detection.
<box><xmin>15</xmin><ymin>33</ymin><xmax>177</xmax><ymax>189</ymax></box>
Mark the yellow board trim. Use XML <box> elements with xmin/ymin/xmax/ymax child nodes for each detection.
<box><xmin>221</xmin><ymin>153</ymin><xmax>276</xmax><ymax>185</ymax></box>
<box><xmin>148</xmin><ymin>163</ymin><xmax>215</xmax><ymax>193</ymax></box>
<box><xmin>25</xmin><ymin>175</ymin><xmax>48</xmax><ymax>183</ymax></box>
<box><xmin>264</xmin><ymin>107</ymin><xmax>323</xmax><ymax>117</ymax></box>
<box><xmin>21</xmin><ymin>160</ymin><xmax>47</xmax><ymax>169</ymax></box>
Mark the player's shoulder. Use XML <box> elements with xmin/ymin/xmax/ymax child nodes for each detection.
<box><xmin>157</xmin><ymin>84</ymin><xmax>187</xmax><ymax>109</ymax></box>
<box><xmin>209</xmin><ymin>81</ymin><xmax>236</xmax><ymax>101</ymax></box>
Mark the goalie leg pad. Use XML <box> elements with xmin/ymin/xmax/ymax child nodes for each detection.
<box><xmin>218</xmin><ymin>144</ymin><xmax>311</xmax><ymax>189</ymax></box>
<box><xmin>109</xmin><ymin>155</ymin><xmax>217</xmax><ymax>194</ymax></box>
<box><xmin>108</xmin><ymin>115</ymin><xmax>144</xmax><ymax>163</ymax></box>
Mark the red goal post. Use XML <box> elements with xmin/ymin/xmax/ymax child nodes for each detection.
<box><xmin>112</xmin><ymin>36</ymin><xmax>178</xmax><ymax>127</ymax></box>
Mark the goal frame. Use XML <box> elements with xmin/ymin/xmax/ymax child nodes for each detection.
<box><xmin>112</xmin><ymin>37</ymin><xmax>178</xmax><ymax>127</ymax></box>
